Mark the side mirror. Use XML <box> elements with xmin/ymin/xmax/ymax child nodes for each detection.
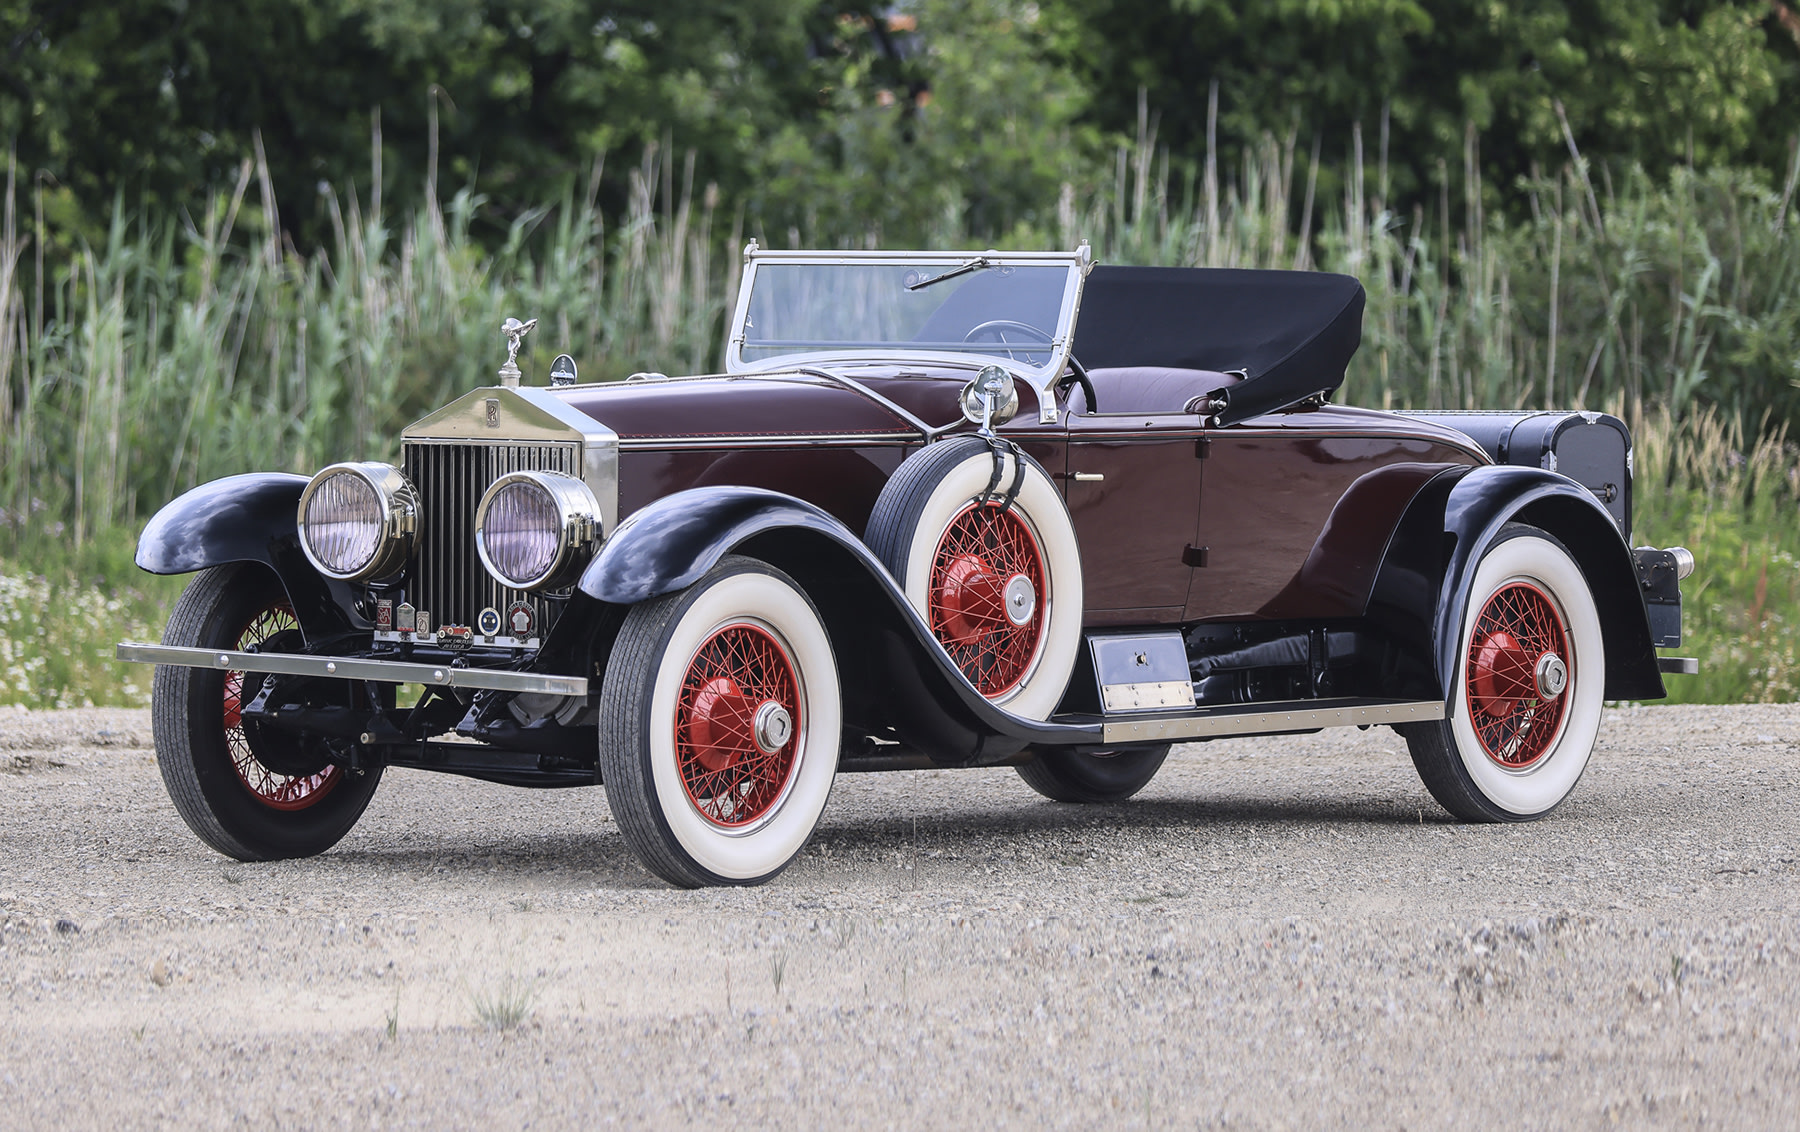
<box><xmin>959</xmin><ymin>365</ymin><xmax>1020</xmax><ymax>431</ymax></box>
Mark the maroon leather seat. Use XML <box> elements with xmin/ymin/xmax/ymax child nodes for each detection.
<box><xmin>1067</xmin><ymin>366</ymin><xmax>1243</xmax><ymax>415</ymax></box>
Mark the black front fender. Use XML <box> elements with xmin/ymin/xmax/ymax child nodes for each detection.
<box><xmin>579</xmin><ymin>486</ymin><xmax>1101</xmax><ymax>757</ymax></box>
<box><xmin>1435</xmin><ymin>466</ymin><xmax>1663</xmax><ymax>702</ymax></box>
<box><xmin>136</xmin><ymin>473</ymin><xmax>359</xmax><ymax>641</ymax></box>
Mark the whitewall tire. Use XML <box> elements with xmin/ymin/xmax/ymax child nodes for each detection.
<box><xmin>1405</xmin><ymin>524</ymin><xmax>1605</xmax><ymax>821</ymax></box>
<box><xmin>865</xmin><ymin>436</ymin><xmax>1083</xmax><ymax>720</ymax></box>
<box><xmin>598</xmin><ymin>556</ymin><xmax>841</xmax><ymax>887</ymax></box>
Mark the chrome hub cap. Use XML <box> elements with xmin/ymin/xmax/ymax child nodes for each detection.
<box><xmin>1535</xmin><ymin>652</ymin><xmax>1568</xmax><ymax>700</ymax></box>
<box><xmin>753</xmin><ymin>700</ymin><xmax>794</xmax><ymax>754</ymax></box>
<box><xmin>1003</xmin><ymin>573</ymin><xmax>1037</xmax><ymax>627</ymax></box>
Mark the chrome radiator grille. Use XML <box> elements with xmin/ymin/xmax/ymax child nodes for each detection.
<box><xmin>402</xmin><ymin>439</ymin><xmax>582</xmax><ymax>635</ymax></box>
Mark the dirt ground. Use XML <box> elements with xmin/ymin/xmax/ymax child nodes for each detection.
<box><xmin>1</xmin><ymin>702</ymin><xmax>1797</xmax><ymax>1129</ymax></box>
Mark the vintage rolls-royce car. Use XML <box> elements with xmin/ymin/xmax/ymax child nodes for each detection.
<box><xmin>120</xmin><ymin>244</ymin><xmax>1696</xmax><ymax>887</ymax></box>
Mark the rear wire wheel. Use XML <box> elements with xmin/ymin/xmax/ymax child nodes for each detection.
<box><xmin>598</xmin><ymin>556</ymin><xmax>841</xmax><ymax>887</ymax></box>
<box><xmin>1404</xmin><ymin>524</ymin><xmax>1604</xmax><ymax>822</ymax></box>
<box><xmin>151</xmin><ymin>563</ymin><xmax>382</xmax><ymax>860</ymax></box>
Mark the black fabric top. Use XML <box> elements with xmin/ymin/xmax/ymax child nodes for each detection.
<box><xmin>1070</xmin><ymin>266</ymin><xmax>1365</xmax><ymax>424</ymax></box>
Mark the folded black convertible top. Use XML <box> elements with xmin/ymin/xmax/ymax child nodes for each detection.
<box><xmin>1071</xmin><ymin>266</ymin><xmax>1366</xmax><ymax>425</ymax></box>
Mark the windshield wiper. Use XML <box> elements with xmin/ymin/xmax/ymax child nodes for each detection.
<box><xmin>906</xmin><ymin>256</ymin><xmax>989</xmax><ymax>292</ymax></box>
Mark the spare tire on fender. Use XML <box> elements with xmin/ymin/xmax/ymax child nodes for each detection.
<box><xmin>865</xmin><ymin>435</ymin><xmax>1083</xmax><ymax>720</ymax></box>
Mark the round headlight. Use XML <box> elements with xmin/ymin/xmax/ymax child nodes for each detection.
<box><xmin>297</xmin><ymin>462</ymin><xmax>417</xmax><ymax>581</ymax></box>
<box><xmin>475</xmin><ymin>471</ymin><xmax>602</xmax><ymax>590</ymax></box>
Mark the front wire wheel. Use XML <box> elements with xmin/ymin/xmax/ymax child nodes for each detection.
<box><xmin>598</xmin><ymin>556</ymin><xmax>841</xmax><ymax>887</ymax></box>
<box><xmin>151</xmin><ymin>563</ymin><xmax>382</xmax><ymax>860</ymax></box>
<box><xmin>1404</xmin><ymin>524</ymin><xmax>1605</xmax><ymax>822</ymax></box>
<box><xmin>223</xmin><ymin>605</ymin><xmax>341</xmax><ymax>809</ymax></box>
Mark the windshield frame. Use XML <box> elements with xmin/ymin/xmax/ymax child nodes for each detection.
<box><xmin>723</xmin><ymin>245</ymin><xmax>1093</xmax><ymax>424</ymax></box>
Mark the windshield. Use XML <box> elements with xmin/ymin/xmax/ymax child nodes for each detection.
<box><xmin>734</xmin><ymin>260</ymin><xmax>1076</xmax><ymax>373</ymax></box>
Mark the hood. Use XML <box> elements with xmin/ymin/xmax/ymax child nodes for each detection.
<box><xmin>550</xmin><ymin>370</ymin><xmax>982</xmax><ymax>444</ymax></box>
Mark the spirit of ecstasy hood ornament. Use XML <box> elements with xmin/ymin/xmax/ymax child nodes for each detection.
<box><xmin>497</xmin><ymin>317</ymin><xmax>537</xmax><ymax>388</ymax></box>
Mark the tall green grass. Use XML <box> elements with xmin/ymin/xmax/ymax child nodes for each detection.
<box><xmin>1</xmin><ymin>122</ymin><xmax>1796</xmax><ymax>705</ymax></box>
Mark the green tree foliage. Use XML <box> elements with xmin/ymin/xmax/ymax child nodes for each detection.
<box><xmin>1043</xmin><ymin>0</ymin><xmax>1800</xmax><ymax>204</ymax></box>
<box><xmin>3</xmin><ymin>0</ymin><xmax>861</xmax><ymax>244</ymax></box>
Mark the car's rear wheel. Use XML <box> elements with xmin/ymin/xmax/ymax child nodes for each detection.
<box><xmin>1016</xmin><ymin>744</ymin><xmax>1171</xmax><ymax>803</ymax></box>
<box><xmin>865</xmin><ymin>435</ymin><xmax>1083</xmax><ymax>720</ymax></box>
<box><xmin>1404</xmin><ymin>524</ymin><xmax>1604</xmax><ymax>821</ymax></box>
<box><xmin>151</xmin><ymin>563</ymin><xmax>382</xmax><ymax>860</ymax></box>
<box><xmin>598</xmin><ymin>556</ymin><xmax>841</xmax><ymax>888</ymax></box>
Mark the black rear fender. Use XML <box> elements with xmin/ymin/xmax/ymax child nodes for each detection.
<box><xmin>135</xmin><ymin>473</ymin><xmax>359</xmax><ymax>641</ymax></box>
<box><xmin>578</xmin><ymin>486</ymin><xmax>1101</xmax><ymax>759</ymax></box>
<box><xmin>1370</xmin><ymin>465</ymin><xmax>1663</xmax><ymax>703</ymax></box>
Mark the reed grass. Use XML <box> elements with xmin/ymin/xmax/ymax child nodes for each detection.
<box><xmin>1</xmin><ymin>120</ymin><xmax>1795</xmax><ymax>705</ymax></box>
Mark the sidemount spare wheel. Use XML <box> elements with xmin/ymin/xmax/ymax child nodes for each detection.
<box><xmin>865</xmin><ymin>435</ymin><xmax>1084</xmax><ymax>721</ymax></box>
<box><xmin>1016</xmin><ymin>744</ymin><xmax>1172</xmax><ymax>804</ymax></box>
<box><xmin>151</xmin><ymin>562</ymin><xmax>383</xmax><ymax>860</ymax></box>
<box><xmin>598</xmin><ymin>555</ymin><xmax>842</xmax><ymax>888</ymax></box>
<box><xmin>1403</xmin><ymin>523</ymin><xmax>1605</xmax><ymax>822</ymax></box>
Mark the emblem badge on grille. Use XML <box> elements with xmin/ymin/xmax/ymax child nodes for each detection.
<box><xmin>375</xmin><ymin>599</ymin><xmax>393</xmax><ymax>631</ymax></box>
<box><xmin>506</xmin><ymin>600</ymin><xmax>536</xmax><ymax>639</ymax></box>
<box><xmin>477</xmin><ymin>606</ymin><xmax>502</xmax><ymax>639</ymax></box>
<box><xmin>396</xmin><ymin>602</ymin><xmax>416</xmax><ymax>634</ymax></box>
<box><xmin>439</xmin><ymin>625</ymin><xmax>474</xmax><ymax>652</ymax></box>
<box><xmin>485</xmin><ymin>398</ymin><xmax>500</xmax><ymax>428</ymax></box>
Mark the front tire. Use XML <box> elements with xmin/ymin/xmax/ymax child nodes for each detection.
<box><xmin>151</xmin><ymin>564</ymin><xmax>382</xmax><ymax>860</ymax></box>
<box><xmin>598</xmin><ymin>556</ymin><xmax>842</xmax><ymax>888</ymax></box>
<box><xmin>1404</xmin><ymin>525</ymin><xmax>1605</xmax><ymax>822</ymax></box>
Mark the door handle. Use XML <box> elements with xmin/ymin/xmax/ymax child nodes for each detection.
<box><xmin>1069</xmin><ymin>472</ymin><xmax>1105</xmax><ymax>482</ymax></box>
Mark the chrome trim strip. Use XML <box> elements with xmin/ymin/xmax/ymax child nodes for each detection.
<box><xmin>617</xmin><ymin>433</ymin><xmax>919</xmax><ymax>451</ymax></box>
<box><xmin>1100</xmin><ymin>697</ymin><xmax>1444</xmax><ymax>744</ymax></box>
<box><xmin>117</xmin><ymin>642</ymin><xmax>588</xmax><ymax>696</ymax></box>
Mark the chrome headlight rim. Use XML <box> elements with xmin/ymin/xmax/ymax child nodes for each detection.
<box><xmin>474</xmin><ymin>470</ymin><xmax>603</xmax><ymax>591</ymax></box>
<box><xmin>296</xmin><ymin>462</ymin><xmax>418</xmax><ymax>582</ymax></box>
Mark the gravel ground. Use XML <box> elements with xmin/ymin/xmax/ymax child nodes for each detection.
<box><xmin>1</xmin><ymin>703</ymin><xmax>1797</xmax><ymax>1129</ymax></box>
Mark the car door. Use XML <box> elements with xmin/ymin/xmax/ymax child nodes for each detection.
<box><xmin>1063</xmin><ymin>409</ymin><xmax>1206</xmax><ymax>625</ymax></box>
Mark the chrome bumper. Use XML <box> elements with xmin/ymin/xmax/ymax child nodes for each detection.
<box><xmin>115</xmin><ymin>643</ymin><xmax>588</xmax><ymax>697</ymax></box>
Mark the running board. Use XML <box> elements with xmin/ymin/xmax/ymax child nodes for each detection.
<box><xmin>115</xmin><ymin>642</ymin><xmax>588</xmax><ymax>697</ymax></box>
<box><xmin>1096</xmin><ymin>697</ymin><xmax>1445</xmax><ymax>744</ymax></box>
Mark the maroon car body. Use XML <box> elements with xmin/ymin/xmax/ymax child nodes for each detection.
<box><xmin>121</xmin><ymin>246</ymin><xmax>1693</xmax><ymax>887</ymax></box>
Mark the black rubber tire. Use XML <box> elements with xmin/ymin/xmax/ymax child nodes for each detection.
<box><xmin>151</xmin><ymin>563</ymin><xmax>382</xmax><ymax>861</ymax></box>
<box><xmin>865</xmin><ymin>435</ymin><xmax>1083</xmax><ymax>720</ymax></box>
<box><xmin>598</xmin><ymin>556</ymin><xmax>841</xmax><ymax>888</ymax></box>
<box><xmin>1403</xmin><ymin>524</ymin><xmax>1605</xmax><ymax>823</ymax></box>
<box><xmin>1015</xmin><ymin>744</ymin><xmax>1171</xmax><ymax>803</ymax></box>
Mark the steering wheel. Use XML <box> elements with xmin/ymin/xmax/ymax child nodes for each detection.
<box><xmin>1055</xmin><ymin>355</ymin><xmax>1099</xmax><ymax>414</ymax></box>
<box><xmin>962</xmin><ymin>319</ymin><xmax>1052</xmax><ymax>362</ymax></box>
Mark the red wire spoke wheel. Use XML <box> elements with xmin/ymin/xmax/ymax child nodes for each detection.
<box><xmin>599</xmin><ymin>555</ymin><xmax>841</xmax><ymax>887</ymax></box>
<box><xmin>675</xmin><ymin>621</ymin><xmax>802</xmax><ymax>828</ymax></box>
<box><xmin>153</xmin><ymin>562</ymin><xmax>384</xmax><ymax>861</ymax></box>
<box><xmin>1402</xmin><ymin>525</ymin><xmax>1605</xmax><ymax>823</ymax></box>
<box><xmin>224</xmin><ymin>605</ymin><xmax>341</xmax><ymax>811</ymax></box>
<box><xmin>1464</xmin><ymin>582</ymin><xmax>1570</xmax><ymax>770</ymax></box>
<box><xmin>927</xmin><ymin>501</ymin><xmax>1047</xmax><ymax>697</ymax></box>
<box><xmin>865</xmin><ymin>436</ymin><xmax>1083</xmax><ymax>721</ymax></box>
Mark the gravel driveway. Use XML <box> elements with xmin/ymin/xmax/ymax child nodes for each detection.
<box><xmin>2</xmin><ymin>703</ymin><xmax>1797</xmax><ymax>1129</ymax></box>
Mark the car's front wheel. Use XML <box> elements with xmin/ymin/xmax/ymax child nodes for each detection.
<box><xmin>151</xmin><ymin>563</ymin><xmax>383</xmax><ymax>860</ymax></box>
<box><xmin>598</xmin><ymin>556</ymin><xmax>841</xmax><ymax>887</ymax></box>
<box><xmin>1403</xmin><ymin>524</ymin><xmax>1605</xmax><ymax>821</ymax></box>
